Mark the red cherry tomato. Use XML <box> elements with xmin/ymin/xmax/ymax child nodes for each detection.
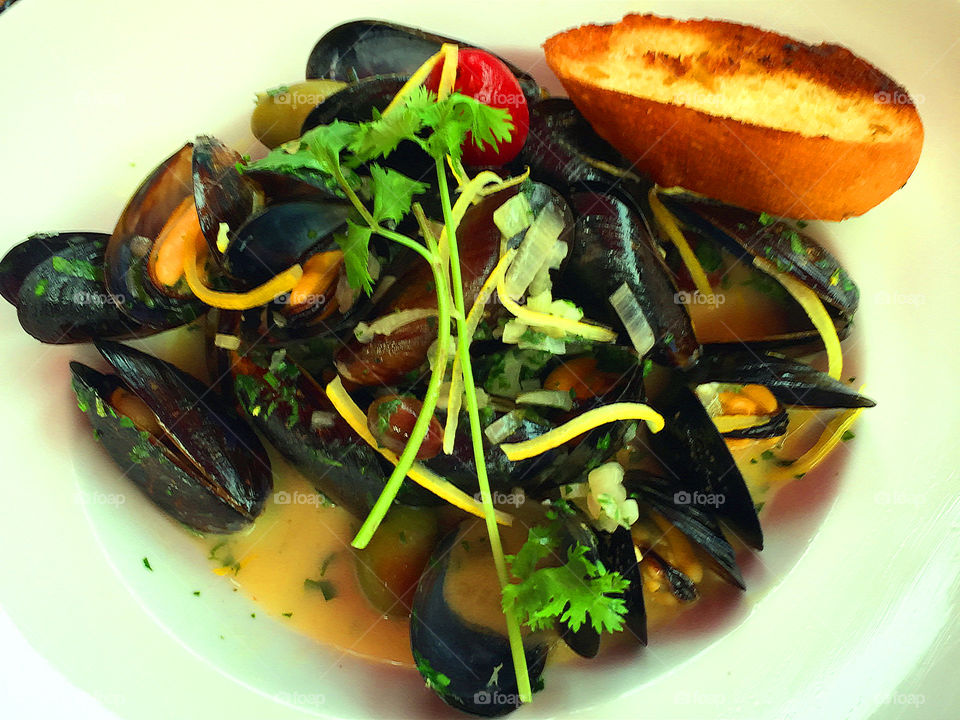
<box><xmin>425</xmin><ymin>48</ymin><xmax>529</xmax><ymax>166</ymax></box>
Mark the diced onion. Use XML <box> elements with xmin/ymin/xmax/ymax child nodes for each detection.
<box><xmin>310</xmin><ymin>411</ymin><xmax>336</xmax><ymax>430</ymax></box>
<box><xmin>515</xmin><ymin>390</ymin><xmax>574</xmax><ymax>411</ymax></box>
<box><xmin>493</xmin><ymin>193</ymin><xmax>534</xmax><ymax>239</ymax></box>
<box><xmin>503</xmin><ymin>206</ymin><xmax>566</xmax><ymax>299</ymax></box>
<box><xmin>354</xmin><ymin>308</ymin><xmax>438</xmax><ymax>343</ymax></box>
<box><xmin>484</xmin><ymin>410</ymin><xmax>524</xmax><ymax>444</ymax></box>
<box><xmin>213</xmin><ymin>333</ymin><xmax>241</xmax><ymax>351</ymax></box>
<box><xmin>609</xmin><ymin>282</ymin><xmax>655</xmax><ymax>356</ymax></box>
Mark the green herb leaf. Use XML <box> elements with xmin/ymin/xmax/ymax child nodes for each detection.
<box><xmin>51</xmin><ymin>256</ymin><xmax>102</xmax><ymax>282</ymax></box>
<box><xmin>142</xmin><ymin>557</ymin><xmax>153</xmax><ymax>571</ymax></box>
<box><xmin>694</xmin><ymin>239</ymin><xmax>723</xmax><ymax>273</ymax></box>
<box><xmin>841</xmin><ymin>430</ymin><xmax>855</xmax><ymax>442</ymax></box>
<box><xmin>413</xmin><ymin>650</ymin><xmax>454</xmax><ymax>697</ymax></box>
<box><xmin>370</xmin><ymin>164</ymin><xmax>429</xmax><ymax>225</ymax></box>
<box><xmin>304</xmin><ymin>578</ymin><xmax>338</xmax><ymax>600</ymax></box>
<box><xmin>337</xmin><ymin>221</ymin><xmax>374</xmax><ymax>294</ymax></box>
<box><xmin>503</xmin><ymin>542</ymin><xmax>629</xmax><ymax>634</ymax></box>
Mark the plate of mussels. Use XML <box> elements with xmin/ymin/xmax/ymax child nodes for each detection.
<box><xmin>1</xmin><ymin>0</ymin><xmax>958</xmax><ymax>719</ymax></box>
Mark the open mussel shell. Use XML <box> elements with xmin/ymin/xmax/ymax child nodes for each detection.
<box><xmin>565</xmin><ymin>190</ymin><xmax>700</xmax><ymax>367</ymax></box>
<box><xmin>105</xmin><ymin>143</ymin><xmax>207</xmax><ymax>330</ymax></box>
<box><xmin>411</xmin><ymin>523</ymin><xmax>548</xmax><ymax>717</ymax></box>
<box><xmin>625</xmin><ymin>470</ymin><xmax>745</xmax><ymax>590</ymax></box>
<box><xmin>335</xmin><ymin>186</ymin><xmax>520</xmax><ymax>385</ymax></box>
<box><xmin>193</xmin><ymin>135</ymin><xmax>257</xmax><ymax>265</ymax></box>
<box><xmin>658</xmin><ymin>194</ymin><xmax>858</xmax><ymax>345</ymax></box>
<box><xmin>520</xmin><ymin>98</ymin><xmax>644</xmax><ymax>196</ymax></box>
<box><xmin>594</xmin><ymin>526</ymin><xmax>647</xmax><ymax>645</ymax></box>
<box><xmin>224</xmin><ymin>200</ymin><xmax>350</xmax><ymax>285</ymax></box>
<box><xmin>686</xmin><ymin>348</ymin><xmax>875</xmax><ymax>409</ymax></box>
<box><xmin>70</xmin><ymin>341</ymin><xmax>272</xmax><ymax>533</ymax></box>
<box><xmin>226</xmin><ymin>344</ymin><xmax>437</xmax><ymax>516</ymax></box>
<box><xmin>306</xmin><ymin>19</ymin><xmax>542</xmax><ymax>106</ymax></box>
<box><xmin>648</xmin><ymin>372</ymin><xmax>763</xmax><ymax>550</ymax></box>
<box><xmin>721</xmin><ymin>409</ymin><xmax>790</xmax><ymax>440</ymax></box>
<box><xmin>0</xmin><ymin>232</ymin><xmax>141</xmax><ymax>344</ymax></box>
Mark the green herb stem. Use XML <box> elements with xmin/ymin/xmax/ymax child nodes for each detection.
<box><xmin>345</xmin><ymin>181</ymin><xmax>453</xmax><ymax>551</ymax></box>
<box><xmin>435</xmin><ymin>160</ymin><xmax>532</xmax><ymax>704</ymax></box>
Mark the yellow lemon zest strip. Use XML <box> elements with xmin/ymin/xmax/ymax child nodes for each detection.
<box><xmin>326</xmin><ymin>376</ymin><xmax>513</xmax><ymax>525</ymax></box>
<box><xmin>754</xmin><ymin>257</ymin><xmax>843</xmax><ymax>380</ymax></box>
<box><xmin>648</xmin><ymin>188</ymin><xmax>714</xmax><ymax>299</ymax></box>
<box><xmin>501</xmin><ymin>403</ymin><xmax>665</xmax><ymax>462</ymax></box>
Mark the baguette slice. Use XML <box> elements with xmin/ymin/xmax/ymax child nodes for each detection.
<box><xmin>543</xmin><ymin>14</ymin><xmax>924</xmax><ymax>220</ymax></box>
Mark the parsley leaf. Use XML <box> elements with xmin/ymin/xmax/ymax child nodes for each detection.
<box><xmin>337</xmin><ymin>221</ymin><xmax>374</xmax><ymax>294</ymax></box>
<box><xmin>502</xmin><ymin>521</ymin><xmax>630</xmax><ymax>635</ymax></box>
<box><xmin>370</xmin><ymin>164</ymin><xmax>429</xmax><ymax>225</ymax></box>
<box><xmin>350</xmin><ymin>92</ymin><xmax>432</xmax><ymax>161</ymax></box>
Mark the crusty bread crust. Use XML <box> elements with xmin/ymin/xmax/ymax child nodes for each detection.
<box><xmin>544</xmin><ymin>14</ymin><xmax>924</xmax><ymax>220</ymax></box>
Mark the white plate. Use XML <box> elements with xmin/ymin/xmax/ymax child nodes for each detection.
<box><xmin>1</xmin><ymin>1</ymin><xmax>959</xmax><ymax>718</ymax></box>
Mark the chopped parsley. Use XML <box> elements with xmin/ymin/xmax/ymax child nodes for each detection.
<box><xmin>841</xmin><ymin>430</ymin><xmax>855</xmax><ymax>442</ymax></box>
<box><xmin>51</xmin><ymin>256</ymin><xmax>102</xmax><ymax>282</ymax></box>
<box><xmin>304</xmin><ymin>578</ymin><xmax>337</xmax><ymax>601</ymax></box>
<box><xmin>414</xmin><ymin>650</ymin><xmax>453</xmax><ymax>697</ymax></box>
<box><xmin>142</xmin><ymin>557</ymin><xmax>153</xmax><ymax>571</ymax></box>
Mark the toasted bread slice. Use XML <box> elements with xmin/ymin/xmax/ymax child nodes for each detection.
<box><xmin>543</xmin><ymin>14</ymin><xmax>924</xmax><ymax>220</ymax></box>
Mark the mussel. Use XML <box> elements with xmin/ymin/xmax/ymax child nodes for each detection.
<box><xmin>306</xmin><ymin>19</ymin><xmax>543</xmax><ymax>106</ymax></box>
<box><xmin>104</xmin><ymin>143</ymin><xmax>208</xmax><ymax>330</ymax></box>
<box><xmin>656</xmin><ymin>194</ymin><xmax>859</xmax><ymax>348</ymax></box>
<box><xmin>334</xmin><ymin>185</ymin><xmax>526</xmax><ymax>385</ymax></box>
<box><xmin>686</xmin><ymin>348</ymin><xmax>874</xmax><ymax>410</ymax></box>
<box><xmin>564</xmin><ymin>190</ymin><xmax>700</xmax><ymax>367</ymax></box>
<box><xmin>646</xmin><ymin>370</ymin><xmax>764</xmax><ymax>550</ymax></box>
<box><xmin>225</xmin><ymin>342</ymin><xmax>438</xmax><ymax>517</ymax></box>
<box><xmin>410</xmin><ymin>522</ymin><xmax>548</xmax><ymax>717</ymax></box>
<box><xmin>0</xmin><ymin>232</ymin><xmax>139</xmax><ymax>343</ymax></box>
<box><xmin>71</xmin><ymin>341</ymin><xmax>272</xmax><ymax>533</ymax></box>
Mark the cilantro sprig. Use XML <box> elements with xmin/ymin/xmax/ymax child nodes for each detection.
<box><xmin>502</xmin><ymin>513</ymin><xmax>630</xmax><ymax>635</ymax></box>
<box><xmin>242</xmin><ymin>78</ymin><xmax>527</xmax><ymax>701</ymax></box>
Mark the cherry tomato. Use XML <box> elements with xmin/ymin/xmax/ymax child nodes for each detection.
<box><xmin>425</xmin><ymin>47</ymin><xmax>529</xmax><ymax>166</ymax></box>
